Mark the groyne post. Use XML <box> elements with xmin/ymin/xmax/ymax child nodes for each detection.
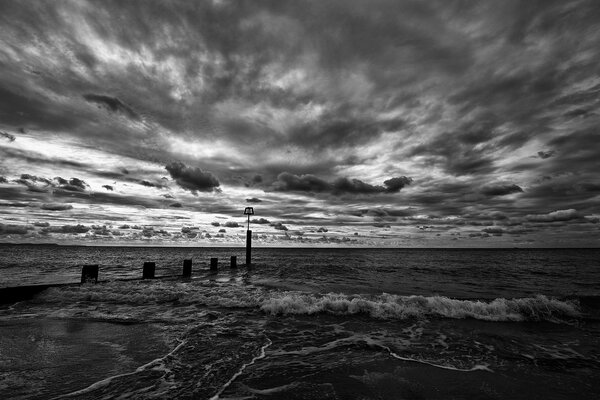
<box><xmin>183</xmin><ymin>259</ymin><xmax>192</xmax><ymax>277</ymax></box>
<box><xmin>81</xmin><ymin>265</ymin><xmax>98</xmax><ymax>283</ymax></box>
<box><xmin>210</xmin><ymin>257</ymin><xmax>218</xmax><ymax>271</ymax></box>
<box><xmin>143</xmin><ymin>262</ymin><xmax>155</xmax><ymax>279</ymax></box>
<box><xmin>246</xmin><ymin>230</ymin><xmax>252</xmax><ymax>267</ymax></box>
<box><xmin>230</xmin><ymin>256</ymin><xmax>237</xmax><ymax>268</ymax></box>
<box><xmin>243</xmin><ymin>207</ymin><xmax>254</xmax><ymax>267</ymax></box>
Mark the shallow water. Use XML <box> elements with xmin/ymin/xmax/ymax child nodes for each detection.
<box><xmin>1</xmin><ymin>246</ymin><xmax>599</xmax><ymax>399</ymax></box>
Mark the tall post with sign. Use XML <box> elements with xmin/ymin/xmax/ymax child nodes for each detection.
<box><xmin>244</xmin><ymin>207</ymin><xmax>254</xmax><ymax>266</ymax></box>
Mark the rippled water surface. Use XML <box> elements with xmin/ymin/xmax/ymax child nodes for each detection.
<box><xmin>1</xmin><ymin>245</ymin><xmax>599</xmax><ymax>399</ymax></box>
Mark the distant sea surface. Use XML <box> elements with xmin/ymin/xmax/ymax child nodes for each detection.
<box><xmin>1</xmin><ymin>245</ymin><xmax>599</xmax><ymax>399</ymax></box>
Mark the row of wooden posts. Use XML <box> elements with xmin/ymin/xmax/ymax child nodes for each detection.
<box><xmin>80</xmin><ymin>256</ymin><xmax>242</xmax><ymax>283</ymax></box>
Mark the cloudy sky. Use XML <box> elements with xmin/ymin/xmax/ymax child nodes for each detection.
<box><xmin>1</xmin><ymin>0</ymin><xmax>599</xmax><ymax>247</ymax></box>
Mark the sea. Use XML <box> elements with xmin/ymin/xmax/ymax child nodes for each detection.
<box><xmin>0</xmin><ymin>245</ymin><xmax>599</xmax><ymax>399</ymax></box>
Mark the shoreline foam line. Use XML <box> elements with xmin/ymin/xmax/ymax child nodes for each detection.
<box><xmin>51</xmin><ymin>338</ymin><xmax>189</xmax><ymax>399</ymax></box>
<box><xmin>383</xmin><ymin>346</ymin><xmax>493</xmax><ymax>373</ymax></box>
<box><xmin>209</xmin><ymin>337</ymin><xmax>272</xmax><ymax>400</ymax></box>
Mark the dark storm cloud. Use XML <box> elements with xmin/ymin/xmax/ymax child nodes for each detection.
<box><xmin>481</xmin><ymin>184</ymin><xmax>523</xmax><ymax>197</ymax></box>
<box><xmin>102</xmin><ymin>185</ymin><xmax>114</xmax><ymax>191</ymax></box>
<box><xmin>520</xmin><ymin>174</ymin><xmax>600</xmax><ymax>214</ymax></box>
<box><xmin>408</xmin><ymin>126</ymin><xmax>497</xmax><ymax>177</ymax></box>
<box><xmin>274</xmin><ymin>173</ymin><xmax>412</xmax><ymax>196</ymax></box>
<box><xmin>0</xmin><ymin>176</ymin><xmax>7</xmax><ymax>183</ymax></box>
<box><xmin>165</xmin><ymin>162</ymin><xmax>220</xmax><ymax>193</ymax></box>
<box><xmin>83</xmin><ymin>94</ymin><xmax>140</xmax><ymax>120</ymax></box>
<box><xmin>288</xmin><ymin>114</ymin><xmax>406</xmax><ymax>150</ymax></box>
<box><xmin>332</xmin><ymin>177</ymin><xmax>383</xmax><ymax>195</ymax></box>
<box><xmin>251</xmin><ymin>218</ymin><xmax>271</xmax><ymax>225</ymax></box>
<box><xmin>274</xmin><ymin>173</ymin><xmax>330</xmax><ymax>193</ymax></box>
<box><xmin>579</xmin><ymin>183</ymin><xmax>600</xmax><ymax>192</ymax></box>
<box><xmin>0</xmin><ymin>85</ymin><xmax>84</xmax><ymax>131</ymax></box>
<box><xmin>40</xmin><ymin>203</ymin><xmax>73</xmax><ymax>211</ymax></box>
<box><xmin>246</xmin><ymin>197</ymin><xmax>262</xmax><ymax>203</ymax></box>
<box><xmin>383</xmin><ymin>177</ymin><xmax>413</xmax><ymax>193</ymax></box>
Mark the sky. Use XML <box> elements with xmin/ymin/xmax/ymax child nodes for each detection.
<box><xmin>0</xmin><ymin>0</ymin><xmax>599</xmax><ymax>247</ymax></box>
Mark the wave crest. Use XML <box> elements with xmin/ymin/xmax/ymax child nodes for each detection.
<box><xmin>260</xmin><ymin>293</ymin><xmax>581</xmax><ymax>322</ymax></box>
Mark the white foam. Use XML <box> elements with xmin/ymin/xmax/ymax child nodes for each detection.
<box><xmin>51</xmin><ymin>338</ymin><xmax>188</xmax><ymax>399</ymax></box>
<box><xmin>209</xmin><ymin>337</ymin><xmax>272</xmax><ymax>400</ymax></box>
<box><xmin>387</xmin><ymin>347</ymin><xmax>493</xmax><ymax>372</ymax></box>
<box><xmin>260</xmin><ymin>293</ymin><xmax>581</xmax><ymax>322</ymax></box>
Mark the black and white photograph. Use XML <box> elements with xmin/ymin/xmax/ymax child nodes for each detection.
<box><xmin>1</xmin><ymin>0</ymin><xmax>599</xmax><ymax>398</ymax></box>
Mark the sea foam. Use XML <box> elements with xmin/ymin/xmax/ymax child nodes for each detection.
<box><xmin>260</xmin><ymin>293</ymin><xmax>581</xmax><ymax>322</ymax></box>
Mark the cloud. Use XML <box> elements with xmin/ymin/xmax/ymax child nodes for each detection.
<box><xmin>83</xmin><ymin>94</ymin><xmax>139</xmax><ymax>120</ymax></box>
<box><xmin>1</xmin><ymin>1</ymin><xmax>600</xmax><ymax>246</ymax></box>
<box><xmin>224</xmin><ymin>221</ymin><xmax>240</xmax><ymax>228</ymax></box>
<box><xmin>481</xmin><ymin>184</ymin><xmax>523</xmax><ymax>196</ymax></box>
<box><xmin>482</xmin><ymin>227</ymin><xmax>503</xmax><ymax>235</ymax></box>
<box><xmin>373</xmin><ymin>222</ymin><xmax>391</xmax><ymax>228</ymax></box>
<box><xmin>33</xmin><ymin>221</ymin><xmax>50</xmax><ymax>227</ymax></box>
<box><xmin>165</xmin><ymin>162</ymin><xmax>220</xmax><ymax>193</ymax></box>
<box><xmin>42</xmin><ymin>224</ymin><xmax>90</xmax><ymax>234</ymax></box>
<box><xmin>271</xmin><ymin>222</ymin><xmax>288</xmax><ymax>231</ymax></box>
<box><xmin>246</xmin><ymin>197</ymin><xmax>262</xmax><ymax>203</ymax></box>
<box><xmin>54</xmin><ymin>177</ymin><xmax>89</xmax><ymax>192</ymax></box>
<box><xmin>0</xmin><ymin>223</ymin><xmax>32</xmax><ymax>235</ymax></box>
<box><xmin>274</xmin><ymin>172</ymin><xmax>412</xmax><ymax>195</ymax></box>
<box><xmin>251</xmin><ymin>218</ymin><xmax>271</xmax><ymax>224</ymax></box>
<box><xmin>0</xmin><ymin>176</ymin><xmax>7</xmax><ymax>183</ymax></box>
<box><xmin>274</xmin><ymin>172</ymin><xmax>330</xmax><ymax>192</ymax></box>
<box><xmin>40</xmin><ymin>203</ymin><xmax>73</xmax><ymax>211</ymax></box>
<box><xmin>1</xmin><ymin>131</ymin><xmax>16</xmax><ymax>142</ymax></box>
<box><xmin>332</xmin><ymin>177</ymin><xmax>383</xmax><ymax>194</ymax></box>
<box><xmin>140</xmin><ymin>180</ymin><xmax>166</xmax><ymax>188</ymax></box>
<box><xmin>91</xmin><ymin>225</ymin><xmax>111</xmax><ymax>236</ymax></box>
<box><xmin>169</xmin><ymin>202</ymin><xmax>183</xmax><ymax>208</ymax></box>
<box><xmin>525</xmin><ymin>209</ymin><xmax>581</xmax><ymax>223</ymax></box>
<box><xmin>252</xmin><ymin>175</ymin><xmax>263</xmax><ymax>183</ymax></box>
<box><xmin>102</xmin><ymin>185</ymin><xmax>114</xmax><ymax>191</ymax></box>
<box><xmin>16</xmin><ymin>174</ymin><xmax>51</xmax><ymax>185</ymax></box>
<box><xmin>537</xmin><ymin>150</ymin><xmax>555</xmax><ymax>159</ymax></box>
<box><xmin>383</xmin><ymin>176</ymin><xmax>413</xmax><ymax>193</ymax></box>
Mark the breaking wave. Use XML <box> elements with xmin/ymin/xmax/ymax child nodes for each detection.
<box><xmin>33</xmin><ymin>281</ymin><xmax>583</xmax><ymax>324</ymax></box>
<box><xmin>260</xmin><ymin>293</ymin><xmax>581</xmax><ymax>323</ymax></box>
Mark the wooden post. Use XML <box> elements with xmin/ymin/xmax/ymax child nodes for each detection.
<box><xmin>183</xmin><ymin>259</ymin><xmax>192</xmax><ymax>277</ymax></box>
<box><xmin>210</xmin><ymin>257</ymin><xmax>218</xmax><ymax>271</ymax></box>
<box><xmin>230</xmin><ymin>256</ymin><xmax>237</xmax><ymax>268</ymax></box>
<box><xmin>143</xmin><ymin>262</ymin><xmax>155</xmax><ymax>279</ymax></box>
<box><xmin>81</xmin><ymin>265</ymin><xmax>98</xmax><ymax>283</ymax></box>
<box><xmin>246</xmin><ymin>230</ymin><xmax>252</xmax><ymax>266</ymax></box>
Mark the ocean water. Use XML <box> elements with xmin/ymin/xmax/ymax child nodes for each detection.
<box><xmin>0</xmin><ymin>245</ymin><xmax>599</xmax><ymax>399</ymax></box>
